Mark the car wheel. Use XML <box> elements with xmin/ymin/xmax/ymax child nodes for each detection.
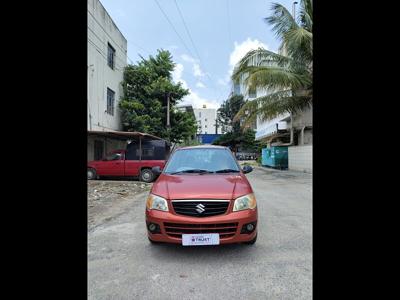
<box><xmin>88</xmin><ymin>168</ymin><xmax>97</xmax><ymax>180</ymax></box>
<box><xmin>243</xmin><ymin>234</ymin><xmax>257</xmax><ymax>245</ymax></box>
<box><xmin>140</xmin><ymin>169</ymin><xmax>154</xmax><ymax>183</ymax></box>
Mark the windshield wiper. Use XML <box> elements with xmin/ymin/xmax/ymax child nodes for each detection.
<box><xmin>215</xmin><ymin>169</ymin><xmax>240</xmax><ymax>173</ymax></box>
<box><xmin>170</xmin><ymin>169</ymin><xmax>214</xmax><ymax>175</ymax></box>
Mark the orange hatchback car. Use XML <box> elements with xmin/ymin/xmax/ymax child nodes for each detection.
<box><xmin>145</xmin><ymin>145</ymin><xmax>258</xmax><ymax>246</ymax></box>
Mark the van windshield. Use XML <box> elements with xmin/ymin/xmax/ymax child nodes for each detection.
<box><xmin>164</xmin><ymin>148</ymin><xmax>240</xmax><ymax>174</ymax></box>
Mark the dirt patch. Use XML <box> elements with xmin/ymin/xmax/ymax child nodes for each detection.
<box><xmin>88</xmin><ymin>180</ymin><xmax>151</xmax><ymax>231</ymax></box>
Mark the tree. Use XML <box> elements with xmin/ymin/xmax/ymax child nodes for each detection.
<box><xmin>232</xmin><ymin>0</ymin><xmax>312</xmax><ymax>128</ymax></box>
<box><xmin>217</xmin><ymin>94</ymin><xmax>245</xmax><ymax>133</ymax></box>
<box><xmin>168</xmin><ymin>108</ymin><xmax>198</xmax><ymax>143</ymax></box>
<box><xmin>119</xmin><ymin>50</ymin><xmax>197</xmax><ymax>143</ymax></box>
<box><xmin>212</xmin><ymin>129</ymin><xmax>259</xmax><ymax>153</ymax></box>
<box><xmin>213</xmin><ymin>94</ymin><xmax>258</xmax><ymax>152</ymax></box>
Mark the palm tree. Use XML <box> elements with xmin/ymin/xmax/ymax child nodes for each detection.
<box><xmin>232</xmin><ymin>0</ymin><xmax>312</xmax><ymax>128</ymax></box>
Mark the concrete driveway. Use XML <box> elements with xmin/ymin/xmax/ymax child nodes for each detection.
<box><xmin>88</xmin><ymin>167</ymin><xmax>312</xmax><ymax>300</ymax></box>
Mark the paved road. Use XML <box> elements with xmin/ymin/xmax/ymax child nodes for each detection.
<box><xmin>88</xmin><ymin>167</ymin><xmax>312</xmax><ymax>300</ymax></box>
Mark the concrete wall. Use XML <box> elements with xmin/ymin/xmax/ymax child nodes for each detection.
<box><xmin>88</xmin><ymin>0</ymin><xmax>127</xmax><ymax>131</ymax></box>
<box><xmin>289</xmin><ymin>145</ymin><xmax>312</xmax><ymax>173</ymax></box>
<box><xmin>292</xmin><ymin>106</ymin><xmax>312</xmax><ymax>129</ymax></box>
<box><xmin>87</xmin><ymin>136</ymin><xmax>127</xmax><ymax>161</ymax></box>
<box><xmin>301</xmin><ymin>130</ymin><xmax>313</xmax><ymax>145</ymax></box>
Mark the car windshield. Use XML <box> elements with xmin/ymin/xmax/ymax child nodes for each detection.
<box><xmin>164</xmin><ymin>148</ymin><xmax>240</xmax><ymax>174</ymax></box>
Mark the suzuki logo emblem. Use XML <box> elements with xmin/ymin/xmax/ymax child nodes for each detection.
<box><xmin>196</xmin><ymin>203</ymin><xmax>205</xmax><ymax>213</ymax></box>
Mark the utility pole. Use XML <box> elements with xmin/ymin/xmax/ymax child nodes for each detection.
<box><xmin>165</xmin><ymin>92</ymin><xmax>172</xmax><ymax>143</ymax></box>
<box><xmin>292</xmin><ymin>1</ymin><xmax>298</xmax><ymax>20</ymax></box>
<box><xmin>166</xmin><ymin>92</ymin><xmax>171</xmax><ymax>128</ymax></box>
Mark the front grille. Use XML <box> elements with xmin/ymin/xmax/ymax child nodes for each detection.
<box><xmin>172</xmin><ymin>200</ymin><xmax>230</xmax><ymax>217</ymax></box>
<box><xmin>164</xmin><ymin>222</ymin><xmax>238</xmax><ymax>239</ymax></box>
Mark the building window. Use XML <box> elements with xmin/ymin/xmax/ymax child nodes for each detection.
<box><xmin>205</xmin><ymin>131</ymin><xmax>207</xmax><ymax>134</ymax></box>
<box><xmin>106</xmin><ymin>88</ymin><xmax>115</xmax><ymax>115</ymax></box>
<box><xmin>234</xmin><ymin>84</ymin><xmax>241</xmax><ymax>95</ymax></box>
<box><xmin>205</xmin><ymin>125</ymin><xmax>207</xmax><ymax>128</ymax></box>
<box><xmin>205</xmin><ymin>118</ymin><xmax>207</xmax><ymax>122</ymax></box>
<box><xmin>94</xmin><ymin>140</ymin><xmax>104</xmax><ymax>160</ymax></box>
<box><xmin>248</xmin><ymin>87</ymin><xmax>257</xmax><ymax>98</ymax></box>
<box><xmin>199</xmin><ymin>112</ymin><xmax>201</xmax><ymax>118</ymax></box>
<box><xmin>107</xmin><ymin>43</ymin><xmax>115</xmax><ymax>69</ymax></box>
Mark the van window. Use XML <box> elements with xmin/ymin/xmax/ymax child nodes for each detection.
<box><xmin>105</xmin><ymin>153</ymin><xmax>121</xmax><ymax>161</ymax></box>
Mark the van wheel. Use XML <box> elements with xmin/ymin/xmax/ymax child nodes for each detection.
<box><xmin>140</xmin><ymin>169</ymin><xmax>154</xmax><ymax>183</ymax></box>
<box><xmin>244</xmin><ymin>234</ymin><xmax>257</xmax><ymax>245</ymax></box>
<box><xmin>88</xmin><ymin>168</ymin><xmax>97</xmax><ymax>180</ymax></box>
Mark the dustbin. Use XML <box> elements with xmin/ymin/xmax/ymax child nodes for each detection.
<box><xmin>261</xmin><ymin>146</ymin><xmax>288</xmax><ymax>169</ymax></box>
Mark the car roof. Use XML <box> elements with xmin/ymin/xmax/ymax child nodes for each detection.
<box><xmin>176</xmin><ymin>145</ymin><xmax>228</xmax><ymax>150</ymax></box>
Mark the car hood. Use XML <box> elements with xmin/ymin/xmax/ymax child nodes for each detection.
<box><xmin>151</xmin><ymin>173</ymin><xmax>253</xmax><ymax>200</ymax></box>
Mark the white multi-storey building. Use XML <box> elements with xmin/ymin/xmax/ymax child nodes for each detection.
<box><xmin>232</xmin><ymin>54</ymin><xmax>312</xmax><ymax>172</ymax></box>
<box><xmin>87</xmin><ymin>0</ymin><xmax>128</xmax><ymax>160</ymax></box>
<box><xmin>193</xmin><ymin>105</ymin><xmax>223</xmax><ymax>135</ymax></box>
<box><xmin>233</xmin><ymin>81</ymin><xmax>291</xmax><ymax>141</ymax></box>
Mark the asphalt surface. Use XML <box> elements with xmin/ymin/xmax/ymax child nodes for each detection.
<box><xmin>88</xmin><ymin>167</ymin><xmax>312</xmax><ymax>300</ymax></box>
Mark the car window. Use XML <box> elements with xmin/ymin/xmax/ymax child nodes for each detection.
<box><xmin>164</xmin><ymin>148</ymin><xmax>239</xmax><ymax>173</ymax></box>
<box><xmin>105</xmin><ymin>153</ymin><xmax>121</xmax><ymax>161</ymax></box>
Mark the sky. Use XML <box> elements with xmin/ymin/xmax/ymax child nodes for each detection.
<box><xmin>100</xmin><ymin>0</ymin><xmax>294</xmax><ymax>109</ymax></box>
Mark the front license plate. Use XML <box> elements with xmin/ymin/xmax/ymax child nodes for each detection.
<box><xmin>182</xmin><ymin>233</ymin><xmax>220</xmax><ymax>246</ymax></box>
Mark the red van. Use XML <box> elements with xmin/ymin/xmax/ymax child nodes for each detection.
<box><xmin>87</xmin><ymin>149</ymin><xmax>166</xmax><ymax>182</ymax></box>
<box><xmin>145</xmin><ymin>145</ymin><xmax>258</xmax><ymax>246</ymax></box>
<box><xmin>87</xmin><ymin>138</ymin><xmax>170</xmax><ymax>182</ymax></box>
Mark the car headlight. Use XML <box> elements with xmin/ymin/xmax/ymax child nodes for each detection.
<box><xmin>146</xmin><ymin>194</ymin><xmax>169</xmax><ymax>211</ymax></box>
<box><xmin>233</xmin><ymin>193</ymin><xmax>257</xmax><ymax>211</ymax></box>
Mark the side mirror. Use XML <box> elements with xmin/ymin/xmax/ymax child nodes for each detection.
<box><xmin>152</xmin><ymin>166</ymin><xmax>162</xmax><ymax>176</ymax></box>
<box><xmin>242</xmin><ymin>165</ymin><xmax>253</xmax><ymax>174</ymax></box>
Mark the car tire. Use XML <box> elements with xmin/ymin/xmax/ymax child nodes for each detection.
<box><xmin>140</xmin><ymin>168</ymin><xmax>154</xmax><ymax>183</ymax></box>
<box><xmin>88</xmin><ymin>168</ymin><xmax>97</xmax><ymax>180</ymax></box>
<box><xmin>243</xmin><ymin>234</ymin><xmax>257</xmax><ymax>245</ymax></box>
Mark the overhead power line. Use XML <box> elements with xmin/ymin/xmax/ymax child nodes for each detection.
<box><xmin>88</xmin><ymin>39</ymin><xmax>124</xmax><ymax>71</ymax></box>
<box><xmin>171</xmin><ymin>0</ymin><xmax>225</xmax><ymax>101</ymax></box>
<box><xmin>153</xmin><ymin>0</ymin><xmax>229</xmax><ymax>104</ymax></box>
<box><xmin>88</xmin><ymin>9</ymin><xmax>150</xmax><ymax>65</ymax></box>
<box><xmin>88</xmin><ymin>30</ymin><xmax>127</xmax><ymax>66</ymax></box>
<box><xmin>173</xmin><ymin>0</ymin><xmax>203</xmax><ymax>67</ymax></box>
<box><xmin>226</xmin><ymin>0</ymin><xmax>233</xmax><ymax>46</ymax></box>
<box><xmin>153</xmin><ymin>0</ymin><xmax>195</xmax><ymax>58</ymax></box>
<box><xmin>88</xmin><ymin>10</ymin><xmax>130</xmax><ymax>57</ymax></box>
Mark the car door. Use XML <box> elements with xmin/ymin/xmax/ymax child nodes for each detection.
<box><xmin>100</xmin><ymin>152</ymin><xmax>124</xmax><ymax>176</ymax></box>
<box><xmin>124</xmin><ymin>144</ymin><xmax>141</xmax><ymax>176</ymax></box>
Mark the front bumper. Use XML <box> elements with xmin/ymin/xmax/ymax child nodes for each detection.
<box><xmin>146</xmin><ymin>208</ymin><xmax>258</xmax><ymax>245</ymax></box>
